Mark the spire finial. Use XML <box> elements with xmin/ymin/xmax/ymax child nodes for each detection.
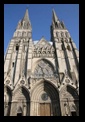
<box><xmin>23</xmin><ymin>7</ymin><xmax>29</xmax><ymax>21</ymax></box>
<box><xmin>16</xmin><ymin>5</ymin><xmax>32</xmax><ymax>30</ymax></box>
<box><xmin>52</xmin><ymin>8</ymin><xmax>58</xmax><ymax>22</ymax></box>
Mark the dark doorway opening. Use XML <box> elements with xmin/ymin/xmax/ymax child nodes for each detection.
<box><xmin>17</xmin><ymin>113</ymin><xmax>22</xmax><ymax>116</ymax></box>
<box><xmin>71</xmin><ymin>111</ymin><xmax>77</xmax><ymax>116</ymax></box>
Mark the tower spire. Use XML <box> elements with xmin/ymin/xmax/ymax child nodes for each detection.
<box><xmin>23</xmin><ymin>9</ymin><xmax>29</xmax><ymax>21</ymax></box>
<box><xmin>52</xmin><ymin>9</ymin><xmax>66</xmax><ymax>29</ymax></box>
<box><xmin>52</xmin><ymin>9</ymin><xmax>59</xmax><ymax>22</ymax></box>
<box><xmin>16</xmin><ymin>8</ymin><xmax>32</xmax><ymax>30</ymax></box>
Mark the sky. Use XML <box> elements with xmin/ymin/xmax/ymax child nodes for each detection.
<box><xmin>4</xmin><ymin>4</ymin><xmax>79</xmax><ymax>54</ymax></box>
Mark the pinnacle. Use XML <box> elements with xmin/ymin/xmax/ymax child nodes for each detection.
<box><xmin>23</xmin><ymin>9</ymin><xmax>29</xmax><ymax>21</ymax></box>
<box><xmin>52</xmin><ymin>9</ymin><xmax>58</xmax><ymax>22</ymax></box>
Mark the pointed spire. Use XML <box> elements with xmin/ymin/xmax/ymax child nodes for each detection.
<box><xmin>16</xmin><ymin>9</ymin><xmax>32</xmax><ymax>30</ymax></box>
<box><xmin>23</xmin><ymin>9</ymin><xmax>29</xmax><ymax>21</ymax></box>
<box><xmin>52</xmin><ymin>9</ymin><xmax>59</xmax><ymax>22</ymax></box>
<box><xmin>52</xmin><ymin>9</ymin><xmax>66</xmax><ymax>29</ymax></box>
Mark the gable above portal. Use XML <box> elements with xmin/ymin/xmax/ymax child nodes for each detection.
<box><xmin>34</xmin><ymin>37</ymin><xmax>52</xmax><ymax>47</ymax></box>
<box><xmin>33</xmin><ymin>37</ymin><xmax>55</xmax><ymax>58</ymax></box>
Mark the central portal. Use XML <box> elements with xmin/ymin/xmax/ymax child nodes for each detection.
<box><xmin>40</xmin><ymin>103</ymin><xmax>51</xmax><ymax>116</ymax></box>
<box><xmin>31</xmin><ymin>80</ymin><xmax>61</xmax><ymax>116</ymax></box>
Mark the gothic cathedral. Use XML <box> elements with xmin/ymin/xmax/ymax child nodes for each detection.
<box><xmin>4</xmin><ymin>9</ymin><xmax>79</xmax><ymax>116</ymax></box>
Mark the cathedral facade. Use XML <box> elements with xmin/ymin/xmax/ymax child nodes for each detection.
<box><xmin>4</xmin><ymin>9</ymin><xmax>79</xmax><ymax>116</ymax></box>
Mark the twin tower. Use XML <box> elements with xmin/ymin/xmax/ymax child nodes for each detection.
<box><xmin>4</xmin><ymin>9</ymin><xmax>79</xmax><ymax>116</ymax></box>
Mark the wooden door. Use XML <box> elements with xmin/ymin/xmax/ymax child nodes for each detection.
<box><xmin>40</xmin><ymin>103</ymin><xmax>51</xmax><ymax>116</ymax></box>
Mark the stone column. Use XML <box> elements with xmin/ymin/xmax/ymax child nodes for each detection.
<box><xmin>62</xmin><ymin>42</ymin><xmax>72</xmax><ymax>77</ymax></box>
<box><xmin>4</xmin><ymin>39</ymin><xmax>14</xmax><ymax>74</ymax></box>
<box><xmin>33</xmin><ymin>102</ymin><xmax>36</xmax><ymax>116</ymax></box>
<box><xmin>23</xmin><ymin>103</ymin><xmax>27</xmax><ymax>116</ymax></box>
<box><xmin>27</xmin><ymin>39</ymin><xmax>33</xmax><ymax>77</ymax></box>
<box><xmin>55</xmin><ymin>41</ymin><xmax>67</xmax><ymax>73</ymax></box>
<box><xmin>4</xmin><ymin>103</ymin><xmax>8</xmax><ymax>116</ymax></box>
<box><xmin>11</xmin><ymin>51</ymin><xmax>17</xmax><ymax>85</ymax></box>
<box><xmin>14</xmin><ymin>42</ymin><xmax>23</xmax><ymax>85</ymax></box>
<box><xmin>30</xmin><ymin>101</ymin><xmax>33</xmax><ymax>116</ymax></box>
<box><xmin>70</xmin><ymin>40</ymin><xmax>79</xmax><ymax>75</ymax></box>
<box><xmin>37</xmin><ymin>102</ymin><xmax>38</xmax><ymax>116</ymax></box>
<box><xmin>27</xmin><ymin>102</ymin><xmax>30</xmax><ymax>116</ymax></box>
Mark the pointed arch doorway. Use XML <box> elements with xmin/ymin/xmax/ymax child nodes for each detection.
<box><xmin>31</xmin><ymin>80</ymin><xmax>61</xmax><ymax>116</ymax></box>
<box><xmin>40</xmin><ymin>103</ymin><xmax>51</xmax><ymax>116</ymax></box>
<box><xmin>39</xmin><ymin>92</ymin><xmax>51</xmax><ymax>116</ymax></box>
<box><xmin>60</xmin><ymin>85</ymin><xmax>79</xmax><ymax>116</ymax></box>
<box><xmin>17</xmin><ymin>106</ymin><xmax>23</xmax><ymax>116</ymax></box>
<box><xmin>11</xmin><ymin>86</ymin><xmax>30</xmax><ymax>116</ymax></box>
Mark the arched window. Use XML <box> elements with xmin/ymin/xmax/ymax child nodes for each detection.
<box><xmin>61</xmin><ymin>44</ymin><xmax>64</xmax><ymax>50</ymax></box>
<box><xmin>56</xmin><ymin>32</ymin><xmax>59</xmax><ymax>37</ymax></box>
<box><xmin>19</xmin><ymin>32</ymin><xmax>22</xmax><ymax>37</ymax></box>
<box><xmin>33</xmin><ymin>60</ymin><xmax>54</xmax><ymax>78</ymax></box>
<box><xmin>12</xmin><ymin>62</ymin><xmax>14</xmax><ymax>67</ymax></box>
<box><xmin>17</xmin><ymin>31</ymin><xmax>19</xmax><ymax>37</ymax></box>
<box><xmin>67</xmin><ymin>45</ymin><xmax>71</xmax><ymax>51</ymax></box>
<box><xmin>66</xmin><ymin>32</ymin><xmax>70</xmax><ymax>38</ymax></box>
<box><xmin>22</xmin><ymin>32</ymin><xmax>24</xmax><ymax>37</ymax></box>
<box><xmin>55</xmin><ymin>22</ymin><xmax>58</xmax><ymax>28</ymax></box>
<box><xmin>16</xmin><ymin>44</ymin><xmax>19</xmax><ymax>51</ymax></box>
<box><xmin>61</xmin><ymin>32</ymin><xmax>64</xmax><ymax>37</ymax></box>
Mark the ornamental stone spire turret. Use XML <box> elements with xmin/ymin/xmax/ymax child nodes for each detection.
<box><xmin>16</xmin><ymin>9</ymin><xmax>32</xmax><ymax>30</ymax></box>
<box><xmin>23</xmin><ymin>9</ymin><xmax>29</xmax><ymax>21</ymax></box>
<box><xmin>13</xmin><ymin>9</ymin><xmax>32</xmax><ymax>39</ymax></box>
<box><xmin>52</xmin><ymin>9</ymin><xmax>59</xmax><ymax>22</ymax></box>
<box><xmin>52</xmin><ymin>9</ymin><xmax>66</xmax><ymax>29</ymax></box>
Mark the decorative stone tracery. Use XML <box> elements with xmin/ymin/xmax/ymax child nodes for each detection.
<box><xmin>33</xmin><ymin>39</ymin><xmax>55</xmax><ymax>57</ymax></box>
<box><xmin>30</xmin><ymin>80</ymin><xmax>61</xmax><ymax>116</ymax></box>
<box><xmin>33</xmin><ymin>60</ymin><xmax>55</xmax><ymax>78</ymax></box>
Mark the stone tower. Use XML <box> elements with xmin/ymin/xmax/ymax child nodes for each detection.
<box><xmin>4</xmin><ymin>9</ymin><xmax>79</xmax><ymax>116</ymax></box>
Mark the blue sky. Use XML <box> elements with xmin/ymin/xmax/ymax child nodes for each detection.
<box><xmin>4</xmin><ymin>4</ymin><xmax>79</xmax><ymax>54</ymax></box>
